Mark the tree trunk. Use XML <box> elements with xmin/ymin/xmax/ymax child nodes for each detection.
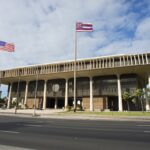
<box><xmin>135</xmin><ymin>99</ymin><xmax>138</xmax><ymax>111</ymax></box>
<box><xmin>127</xmin><ymin>101</ymin><xmax>130</xmax><ymax>111</ymax></box>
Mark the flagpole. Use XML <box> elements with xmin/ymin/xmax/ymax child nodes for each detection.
<box><xmin>73</xmin><ymin>24</ymin><xmax>77</xmax><ymax>112</ymax></box>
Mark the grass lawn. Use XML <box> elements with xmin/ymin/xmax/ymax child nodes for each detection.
<box><xmin>60</xmin><ymin>111</ymin><xmax>150</xmax><ymax>116</ymax></box>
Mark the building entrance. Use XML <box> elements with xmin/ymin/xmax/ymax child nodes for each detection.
<box><xmin>57</xmin><ymin>98</ymin><xmax>65</xmax><ymax>109</ymax></box>
<box><xmin>68</xmin><ymin>98</ymin><xmax>74</xmax><ymax>106</ymax></box>
<box><xmin>46</xmin><ymin>98</ymin><xmax>55</xmax><ymax>108</ymax></box>
<box><xmin>108</xmin><ymin>96</ymin><xmax>118</xmax><ymax>111</ymax></box>
<box><xmin>46</xmin><ymin>97</ymin><xmax>65</xmax><ymax>109</ymax></box>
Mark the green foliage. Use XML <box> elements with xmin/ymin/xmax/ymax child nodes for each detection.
<box><xmin>0</xmin><ymin>98</ymin><xmax>5</xmax><ymax>103</ymax></box>
<box><xmin>122</xmin><ymin>91</ymin><xmax>131</xmax><ymax>102</ymax></box>
<box><xmin>76</xmin><ymin>104</ymin><xmax>83</xmax><ymax>111</ymax></box>
<box><xmin>133</xmin><ymin>88</ymin><xmax>144</xmax><ymax>111</ymax></box>
<box><xmin>65</xmin><ymin>105</ymin><xmax>72</xmax><ymax>111</ymax></box>
<box><xmin>65</xmin><ymin>105</ymin><xmax>83</xmax><ymax>112</ymax></box>
<box><xmin>12</xmin><ymin>100</ymin><xmax>17</xmax><ymax>108</ymax></box>
<box><xmin>146</xmin><ymin>88</ymin><xmax>150</xmax><ymax>99</ymax></box>
<box><xmin>0</xmin><ymin>97</ymin><xmax>7</xmax><ymax>108</ymax></box>
<box><xmin>61</xmin><ymin>111</ymin><xmax>150</xmax><ymax>116</ymax></box>
<box><xmin>133</xmin><ymin>89</ymin><xmax>143</xmax><ymax>98</ymax></box>
<box><xmin>122</xmin><ymin>91</ymin><xmax>132</xmax><ymax>111</ymax></box>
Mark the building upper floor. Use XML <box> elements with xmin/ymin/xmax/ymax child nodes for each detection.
<box><xmin>0</xmin><ymin>52</ymin><xmax>150</xmax><ymax>84</ymax></box>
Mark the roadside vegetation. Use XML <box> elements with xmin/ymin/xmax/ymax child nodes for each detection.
<box><xmin>122</xmin><ymin>88</ymin><xmax>150</xmax><ymax>111</ymax></box>
<box><xmin>62</xmin><ymin>111</ymin><xmax>150</xmax><ymax>116</ymax></box>
<box><xmin>64</xmin><ymin>88</ymin><xmax>150</xmax><ymax>116</ymax></box>
<box><xmin>0</xmin><ymin>97</ymin><xmax>7</xmax><ymax>108</ymax></box>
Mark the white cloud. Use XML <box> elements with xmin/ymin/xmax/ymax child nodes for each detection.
<box><xmin>0</xmin><ymin>0</ymin><xmax>150</xmax><ymax>96</ymax></box>
<box><xmin>135</xmin><ymin>17</ymin><xmax>150</xmax><ymax>39</ymax></box>
<box><xmin>0</xmin><ymin>0</ymin><xmax>129</xmax><ymax>68</ymax></box>
<box><xmin>0</xmin><ymin>0</ymin><xmax>149</xmax><ymax>67</ymax></box>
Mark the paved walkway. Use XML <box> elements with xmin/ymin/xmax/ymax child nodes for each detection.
<box><xmin>0</xmin><ymin>108</ymin><xmax>150</xmax><ymax>121</ymax></box>
<box><xmin>0</xmin><ymin>108</ymin><xmax>64</xmax><ymax>115</ymax></box>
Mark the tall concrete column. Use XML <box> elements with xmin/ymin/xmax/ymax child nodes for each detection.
<box><xmin>24</xmin><ymin>81</ymin><xmax>29</xmax><ymax>107</ymax></box>
<box><xmin>90</xmin><ymin>77</ymin><xmax>94</xmax><ymax>111</ymax></box>
<box><xmin>65</xmin><ymin>79</ymin><xmax>68</xmax><ymax>108</ymax></box>
<box><xmin>117</xmin><ymin>74</ymin><xmax>123</xmax><ymax>111</ymax></box>
<box><xmin>43</xmin><ymin>80</ymin><xmax>47</xmax><ymax>110</ymax></box>
<box><xmin>146</xmin><ymin>75</ymin><xmax>150</xmax><ymax>111</ymax></box>
<box><xmin>7</xmin><ymin>83</ymin><xmax>12</xmax><ymax>109</ymax></box>
<box><xmin>105</xmin><ymin>97</ymin><xmax>108</xmax><ymax>109</ymax></box>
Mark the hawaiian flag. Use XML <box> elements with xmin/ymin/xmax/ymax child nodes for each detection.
<box><xmin>0</xmin><ymin>41</ymin><xmax>15</xmax><ymax>52</ymax></box>
<box><xmin>76</xmin><ymin>22</ymin><xmax>93</xmax><ymax>32</ymax></box>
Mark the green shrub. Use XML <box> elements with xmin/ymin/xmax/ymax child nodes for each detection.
<box><xmin>65</xmin><ymin>105</ymin><xmax>72</xmax><ymax>111</ymax></box>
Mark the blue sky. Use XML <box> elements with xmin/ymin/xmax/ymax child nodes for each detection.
<box><xmin>0</xmin><ymin>0</ymin><xmax>150</xmax><ymax>96</ymax></box>
<box><xmin>0</xmin><ymin>0</ymin><xmax>150</xmax><ymax>69</ymax></box>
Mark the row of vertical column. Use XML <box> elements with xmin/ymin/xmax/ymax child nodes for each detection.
<box><xmin>7</xmin><ymin>79</ymin><xmax>68</xmax><ymax>110</ymax></box>
<box><xmin>7</xmin><ymin>75</ymin><xmax>150</xmax><ymax>111</ymax></box>
<box><xmin>89</xmin><ymin>75</ymin><xmax>123</xmax><ymax>111</ymax></box>
<box><xmin>89</xmin><ymin>74</ymin><xmax>150</xmax><ymax>111</ymax></box>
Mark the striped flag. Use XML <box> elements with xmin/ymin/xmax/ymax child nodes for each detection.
<box><xmin>0</xmin><ymin>41</ymin><xmax>15</xmax><ymax>52</ymax></box>
<box><xmin>76</xmin><ymin>22</ymin><xmax>93</xmax><ymax>32</ymax></box>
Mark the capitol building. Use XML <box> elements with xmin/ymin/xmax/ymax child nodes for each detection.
<box><xmin>0</xmin><ymin>52</ymin><xmax>150</xmax><ymax>111</ymax></box>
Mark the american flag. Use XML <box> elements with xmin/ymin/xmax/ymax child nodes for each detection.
<box><xmin>76</xmin><ymin>22</ymin><xmax>93</xmax><ymax>32</ymax></box>
<box><xmin>0</xmin><ymin>41</ymin><xmax>15</xmax><ymax>52</ymax></box>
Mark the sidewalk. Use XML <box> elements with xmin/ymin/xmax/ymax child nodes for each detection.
<box><xmin>0</xmin><ymin>108</ymin><xmax>150</xmax><ymax>121</ymax></box>
<box><xmin>0</xmin><ymin>108</ymin><xmax>64</xmax><ymax>115</ymax></box>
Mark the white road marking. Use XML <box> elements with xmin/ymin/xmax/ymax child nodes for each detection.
<box><xmin>137</xmin><ymin>125</ymin><xmax>150</xmax><ymax>127</ymax></box>
<box><xmin>144</xmin><ymin>131</ymin><xmax>150</xmax><ymax>133</ymax></box>
<box><xmin>25</xmin><ymin>124</ymin><xmax>42</xmax><ymax>127</ymax></box>
<box><xmin>0</xmin><ymin>130</ymin><xmax>20</xmax><ymax>134</ymax></box>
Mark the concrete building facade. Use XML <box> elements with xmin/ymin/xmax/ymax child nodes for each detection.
<box><xmin>0</xmin><ymin>52</ymin><xmax>150</xmax><ymax>111</ymax></box>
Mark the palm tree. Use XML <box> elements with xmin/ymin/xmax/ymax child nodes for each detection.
<box><xmin>134</xmin><ymin>89</ymin><xmax>144</xmax><ymax>111</ymax></box>
<box><xmin>122</xmin><ymin>91</ymin><xmax>131</xmax><ymax>111</ymax></box>
<box><xmin>146</xmin><ymin>87</ymin><xmax>150</xmax><ymax>109</ymax></box>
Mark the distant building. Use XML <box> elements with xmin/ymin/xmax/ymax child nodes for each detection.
<box><xmin>0</xmin><ymin>52</ymin><xmax>150</xmax><ymax>111</ymax></box>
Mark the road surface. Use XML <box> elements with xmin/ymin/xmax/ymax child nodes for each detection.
<box><xmin>0</xmin><ymin>115</ymin><xmax>150</xmax><ymax>150</ymax></box>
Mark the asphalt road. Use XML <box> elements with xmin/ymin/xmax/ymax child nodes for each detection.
<box><xmin>0</xmin><ymin>115</ymin><xmax>150</xmax><ymax>150</ymax></box>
